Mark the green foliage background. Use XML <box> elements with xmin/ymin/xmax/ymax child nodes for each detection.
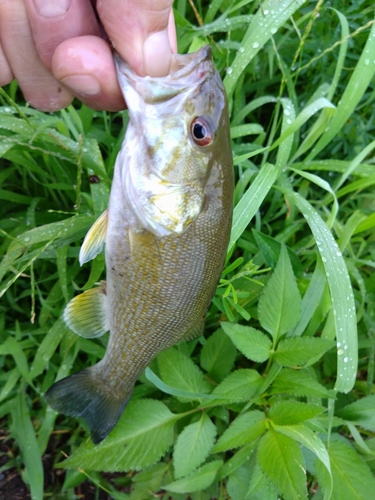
<box><xmin>1</xmin><ymin>0</ymin><xmax>375</xmax><ymax>498</ymax></box>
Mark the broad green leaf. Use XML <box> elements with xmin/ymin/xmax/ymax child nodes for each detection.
<box><xmin>287</xmin><ymin>190</ymin><xmax>357</xmax><ymax>393</ymax></box>
<box><xmin>273</xmin><ymin>423</ymin><xmax>332</xmax><ymax>500</ymax></box>
<box><xmin>174</xmin><ymin>413</ymin><xmax>217</xmax><ymax>479</ymax></box>
<box><xmin>209</xmin><ymin>369</ymin><xmax>263</xmax><ymax>404</ymax></box>
<box><xmin>200</xmin><ymin>328</ymin><xmax>237</xmax><ymax>382</ymax></box>
<box><xmin>269</xmin><ymin>401</ymin><xmax>325</xmax><ymax>426</ymax></box>
<box><xmin>157</xmin><ymin>348</ymin><xmax>211</xmax><ymax>401</ymax></box>
<box><xmin>274</xmin><ymin>337</ymin><xmax>335</xmax><ymax>367</ymax></box>
<box><xmin>60</xmin><ymin>400</ymin><xmax>176</xmax><ymax>471</ymax></box>
<box><xmin>224</xmin><ymin>0</ymin><xmax>306</xmax><ymax>95</ymax></box>
<box><xmin>219</xmin><ymin>442</ymin><xmax>258</xmax><ymax>479</ymax></box>
<box><xmin>258</xmin><ymin>244</ymin><xmax>302</xmax><ymax>340</ymax></box>
<box><xmin>228</xmin><ymin>163</ymin><xmax>278</xmax><ymax>253</ymax></box>
<box><xmin>163</xmin><ymin>460</ymin><xmax>223</xmax><ymax>494</ymax></box>
<box><xmin>227</xmin><ymin>464</ymin><xmax>252</xmax><ymax>500</ymax></box>
<box><xmin>337</xmin><ymin>395</ymin><xmax>375</xmax><ymax>432</ymax></box>
<box><xmin>271</xmin><ymin>368</ymin><xmax>332</xmax><ymax>398</ymax></box>
<box><xmin>212</xmin><ymin>410</ymin><xmax>266</xmax><ymax>452</ymax></box>
<box><xmin>10</xmin><ymin>391</ymin><xmax>44</xmax><ymax>500</ymax></box>
<box><xmin>257</xmin><ymin>429</ymin><xmax>308</xmax><ymax>500</ymax></box>
<box><xmin>315</xmin><ymin>440</ymin><xmax>375</xmax><ymax>500</ymax></box>
<box><xmin>247</xmin><ymin>463</ymin><xmax>278</xmax><ymax>500</ymax></box>
<box><xmin>222</xmin><ymin>322</ymin><xmax>272</xmax><ymax>363</ymax></box>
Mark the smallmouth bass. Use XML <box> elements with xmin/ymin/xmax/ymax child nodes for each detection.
<box><xmin>45</xmin><ymin>46</ymin><xmax>233</xmax><ymax>444</ymax></box>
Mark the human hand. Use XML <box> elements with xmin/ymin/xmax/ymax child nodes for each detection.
<box><xmin>0</xmin><ymin>0</ymin><xmax>176</xmax><ymax>111</ymax></box>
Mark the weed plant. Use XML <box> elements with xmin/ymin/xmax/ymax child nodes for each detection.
<box><xmin>1</xmin><ymin>0</ymin><xmax>375</xmax><ymax>499</ymax></box>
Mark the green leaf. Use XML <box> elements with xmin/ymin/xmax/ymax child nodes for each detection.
<box><xmin>212</xmin><ymin>410</ymin><xmax>266</xmax><ymax>453</ymax></box>
<box><xmin>258</xmin><ymin>244</ymin><xmax>302</xmax><ymax>340</ymax></box>
<box><xmin>60</xmin><ymin>399</ymin><xmax>176</xmax><ymax>471</ymax></box>
<box><xmin>247</xmin><ymin>463</ymin><xmax>279</xmax><ymax>500</ymax></box>
<box><xmin>271</xmin><ymin>368</ymin><xmax>332</xmax><ymax>398</ymax></box>
<box><xmin>227</xmin><ymin>464</ymin><xmax>252</xmax><ymax>500</ymax></box>
<box><xmin>228</xmin><ymin>163</ymin><xmax>278</xmax><ymax>253</ymax></box>
<box><xmin>257</xmin><ymin>429</ymin><xmax>308</xmax><ymax>500</ymax></box>
<box><xmin>224</xmin><ymin>0</ymin><xmax>304</xmax><ymax>95</ymax></box>
<box><xmin>287</xmin><ymin>190</ymin><xmax>358</xmax><ymax>393</ymax></box>
<box><xmin>200</xmin><ymin>328</ymin><xmax>237</xmax><ymax>382</ymax></box>
<box><xmin>273</xmin><ymin>423</ymin><xmax>332</xmax><ymax>500</ymax></box>
<box><xmin>337</xmin><ymin>395</ymin><xmax>375</xmax><ymax>431</ymax></box>
<box><xmin>157</xmin><ymin>348</ymin><xmax>211</xmax><ymax>401</ymax></box>
<box><xmin>209</xmin><ymin>369</ymin><xmax>263</xmax><ymax>404</ymax></box>
<box><xmin>222</xmin><ymin>322</ymin><xmax>272</xmax><ymax>363</ymax></box>
<box><xmin>174</xmin><ymin>413</ymin><xmax>217</xmax><ymax>479</ymax></box>
<box><xmin>269</xmin><ymin>401</ymin><xmax>325</xmax><ymax>425</ymax></box>
<box><xmin>274</xmin><ymin>337</ymin><xmax>335</xmax><ymax>367</ymax></box>
<box><xmin>315</xmin><ymin>440</ymin><xmax>375</xmax><ymax>500</ymax></box>
<box><xmin>163</xmin><ymin>460</ymin><xmax>223</xmax><ymax>494</ymax></box>
<box><xmin>10</xmin><ymin>391</ymin><xmax>44</xmax><ymax>500</ymax></box>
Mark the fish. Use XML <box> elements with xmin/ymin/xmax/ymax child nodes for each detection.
<box><xmin>45</xmin><ymin>45</ymin><xmax>233</xmax><ymax>444</ymax></box>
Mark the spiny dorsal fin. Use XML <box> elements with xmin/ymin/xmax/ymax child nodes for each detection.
<box><xmin>79</xmin><ymin>210</ymin><xmax>108</xmax><ymax>266</ymax></box>
<box><xmin>63</xmin><ymin>283</ymin><xmax>109</xmax><ymax>338</ymax></box>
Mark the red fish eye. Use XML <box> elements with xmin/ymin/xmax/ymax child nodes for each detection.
<box><xmin>191</xmin><ymin>117</ymin><xmax>213</xmax><ymax>146</ymax></box>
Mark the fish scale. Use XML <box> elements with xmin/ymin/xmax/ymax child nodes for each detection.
<box><xmin>45</xmin><ymin>46</ymin><xmax>233</xmax><ymax>444</ymax></box>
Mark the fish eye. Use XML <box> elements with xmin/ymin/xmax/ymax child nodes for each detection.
<box><xmin>191</xmin><ymin>117</ymin><xmax>214</xmax><ymax>147</ymax></box>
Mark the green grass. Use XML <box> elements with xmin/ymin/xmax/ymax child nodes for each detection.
<box><xmin>1</xmin><ymin>0</ymin><xmax>375</xmax><ymax>498</ymax></box>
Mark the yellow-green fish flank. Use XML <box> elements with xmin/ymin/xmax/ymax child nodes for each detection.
<box><xmin>45</xmin><ymin>46</ymin><xmax>233</xmax><ymax>444</ymax></box>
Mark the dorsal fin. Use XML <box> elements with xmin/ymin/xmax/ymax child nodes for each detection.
<box><xmin>80</xmin><ymin>210</ymin><xmax>108</xmax><ymax>266</ymax></box>
<box><xmin>63</xmin><ymin>282</ymin><xmax>109</xmax><ymax>338</ymax></box>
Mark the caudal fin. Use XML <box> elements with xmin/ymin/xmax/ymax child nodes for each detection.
<box><xmin>45</xmin><ymin>368</ymin><xmax>132</xmax><ymax>444</ymax></box>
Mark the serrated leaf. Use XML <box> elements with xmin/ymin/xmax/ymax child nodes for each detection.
<box><xmin>227</xmin><ymin>464</ymin><xmax>252</xmax><ymax>500</ymax></box>
<box><xmin>274</xmin><ymin>337</ymin><xmax>335</xmax><ymax>367</ymax></box>
<box><xmin>59</xmin><ymin>400</ymin><xmax>176</xmax><ymax>471</ymax></box>
<box><xmin>315</xmin><ymin>440</ymin><xmax>375</xmax><ymax>500</ymax></box>
<box><xmin>269</xmin><ymin>401</ymin><xmax>325</xmax><ymax>425</ymax></box>
<box><xmin>246</xmin><ymin>463</ymin><xmax>278</xmax><ymax>500</ymax></box>
<box><xmin>200</xmin><ymin>328</ymin><xmax>237</xmax><ymax>382</ymax></box>
<box><xmin>258</xmin><ymin>244</ymin><xmax>302</xmax><ymax>340</ymax></box>
<box><xmin>257</xmin><ymin>429</ymin><xmax>308</xmax><ymax>500</ymax></box>
<box><xmin>174</xmin><ymin>413</ymin><xmax>217</xmax><ymax>479</ymax></box>
<box><xmin>219</xmin><ymin>442</ymin><xmax>257</xmax><ymax>479</ymax></box>
<box><xmin>222</xmin><ymin>323</ymin><xmax>272</xmax><ymax>363</ymax></box>
<box><xmin>212</xmin><ymin>410</ymin><xmax>266</xmax><ymax>453</ymax></box>
<box><xmin>157</xmin><ymin>348</ymin><xmax>211</xmax><ymax>401</ymax></box>
<box><xmin>210</xmin><ymin>369</ymin><xmax>263</xmax><ymax>404</ymax></box>
<box><xmin>273</xmin><ymin>423</ymin><xmax>332</xmax><ymax>500</ymax></box>
<box><xmin>337</xmin><ymin>395</ymin><xmax>375</xmax><ymax>431</ymax></box>
<box><xmin>271</xmin><ymin>368</ymin><xmax>332</xmax><ymax>398</ymax></box>
<box><xmin>163</xmin><ymin>460</ymin><xmax>223</xmax><ymax>493</ymax></box>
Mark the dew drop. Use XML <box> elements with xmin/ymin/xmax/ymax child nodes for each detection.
<box><xmin>253</xmin><ymin>42</ymin><xmax>260</xmax><ymax>49</ymax></box>
<box><xmin>226</xmin><ymin>67</ymin><xmax>233</xmax><ymax>75</ymax></box>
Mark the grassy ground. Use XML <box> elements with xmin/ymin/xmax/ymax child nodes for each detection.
<box><xmin>1</xmin><ymin>0</ymin><xmax>375</xmax><ymax>499</ymax></box>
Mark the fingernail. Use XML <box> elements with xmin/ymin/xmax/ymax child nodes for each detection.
<box><xmin>33</xmin><ymin>0</ymin><xmax>71</xmax><ymax>18</ymax></box>
<box><xmin>143</xmin><ymin>30</ymin><xmax>171</xmax><ymax>77</ymax></box>
<box><xmin>61</xmin><ymin>75</ymin><xmax>101</xmax><ymax>96</ymax></box>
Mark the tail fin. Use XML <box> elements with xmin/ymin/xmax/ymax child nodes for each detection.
<box><xmin>45</xmin><ymin>368</ymin><xmax>132</xmax><ymax>444</ymax></box>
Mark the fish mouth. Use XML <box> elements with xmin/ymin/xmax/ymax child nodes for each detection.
<box><xmin>115</xmin><ymin>46</ymin><xmax>214</xmax><ymax>104</ymax></box>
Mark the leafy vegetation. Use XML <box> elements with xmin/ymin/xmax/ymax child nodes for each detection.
<box><xmin>1</xmin><ymin>0</ymin><xmax>375</xmax><ymax>498</ymax></box>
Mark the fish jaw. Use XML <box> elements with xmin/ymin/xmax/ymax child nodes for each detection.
<box><xmin>114</xmin><ymin>46</ymin><xmax>227</xmax><ymax>237</ymax></box>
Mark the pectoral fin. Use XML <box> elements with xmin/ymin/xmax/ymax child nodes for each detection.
<box><xmin>79</xmin><ymin>210</ymin><xmax>108</xmax><ymax>265</ymax></box>
<box><xmin>63</xmin><ymin>283</ymin><xmax>109</xmax><ymax>338</ymax></box>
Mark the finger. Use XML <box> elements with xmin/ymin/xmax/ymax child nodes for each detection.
<box><xmin>0</xmin><ymin>0</ymin><xmax>73</xmax><ymax>111</ymax></box>
<box><xmin>52</xmin><ymin>36</ymin><xmax>125</xmax><ymax>111</ymax></box>
<box><xmin>0</xmin><ymin>41</ymin><xmax>14</xmax><ymax>86</ymax></box>
<box><xmin>24</xmin><ymin>0</ymin><xmax>100</xmax><ymax>69</ymax></box>
<box><xmin>96</xmin><ymin>0</ymin><xmax>176</xmax><ymax>77</ymax></box>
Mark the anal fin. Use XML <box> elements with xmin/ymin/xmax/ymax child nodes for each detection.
<box><xmin>63</xmin><ymin>283</ymin><xmax>108</xmax><ymax>338</ymax></box>
<box><xmin>80</xmin><ymin>209</ymin><xmax>108</xmax><ymax>265</ymax></box>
